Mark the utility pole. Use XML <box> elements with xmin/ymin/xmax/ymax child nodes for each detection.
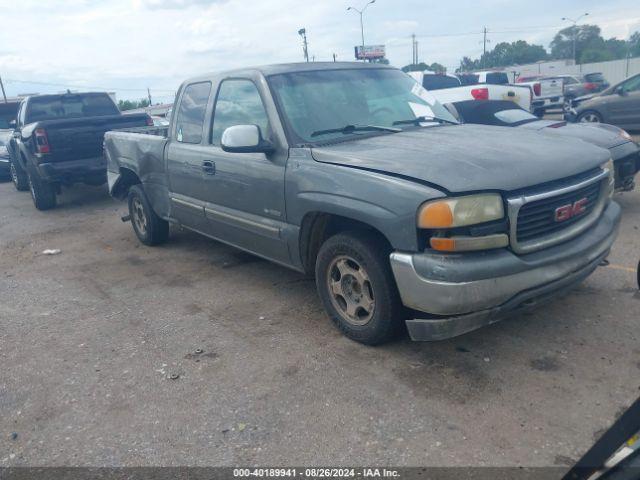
<box><xmin>480</xmin><ymin>27</ymin><xmax>491</xmax><ymax>68</ymax></box>
<box><xmin>415</xmin><ymin>40</ymin><xmax>419</xmax><ymax>65</ymax></box>
<box><xmin>0</xmin><ymin>75</ymin><xmax>7</xmax><ymax>103</ymax></box>
<box><xmin>333</xmin><ymin>53</ymin><xmax>337</xmax><ymax>62</ymax></box>
<box><xmin>147</xmin><ymin>87</ymin><xmax>152</xmax><ymax>106</ymax></box>
<box><xmin>298</xmin><ymin>28</ymin><xmax>309</xmax><ymax>62</ymax></box>
<box><xmin>411</xmin><ymin>33</ymin><xmax>416</xmax><ymax>65</ymax></box>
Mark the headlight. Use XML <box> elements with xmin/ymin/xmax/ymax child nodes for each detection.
<box><xmin>619</xmin><ymin>129</ymin><xmax>633</xmax><ymax>142</ymax></box>
<box><xmin>601</xmin><ymin>159</ymin><xmax>615</xmax><ymax>197</ymax></box>
<box><xmin>417</xmin><ymin>194</ymin><xmax>504</xmax><ymax>229</ymax></box>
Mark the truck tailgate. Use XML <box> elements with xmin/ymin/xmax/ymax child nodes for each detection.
<box><xmin>38</xmin><ymin>114</ymin><xmax>149</xmax><ymax>163</ymax></box>
<box><xmin>539</xmin><ymin>78</ymin><xmax>563</xmax><ymax>100</ymax></box>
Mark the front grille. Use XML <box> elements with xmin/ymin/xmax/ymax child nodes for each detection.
<box><xmin>516</xmin><ymin>180</ymin><xmax>602</xmax><ymax>242</ymax></box>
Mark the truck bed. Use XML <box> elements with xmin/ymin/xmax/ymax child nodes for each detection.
<box><xmin>26</xmin><ymin>113</ymin><xmax>151</xmax><ymax>163</ymax></box>
<box><xmin>104</xmin><ymin>128</ymin><xmax>170</xmax><ymax>200</ymax></box>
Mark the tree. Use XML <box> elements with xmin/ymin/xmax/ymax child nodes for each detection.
<box><xmin>456</xmin><ymin>40</ymin><xmax>546</xmax><ymax>71</ymax></box>
<box><xmin>457</xmin><ymin>56</ymin><xmax>478</xmax><ymax>73</ymax></box>
<box><xmin>117</xmin><ymin>99</ymin><xmax>150</xmax><ymax>111</ymax></box>
<box><xmin>630</xmin><ymin>31</ymin><xmax>640</xmax><ymax>57</ymax></box>
<box><xmin>401</xmin><ymin>62</ymin><xmax>446</xmax><ymax>73</ymax></box>
<box><xmin>550</xmin><ymin>24</ymin><xmax>602</xmax><ymax>61</ymax></box>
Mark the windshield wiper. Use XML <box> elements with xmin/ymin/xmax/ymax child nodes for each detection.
<box><xmin>392</xmin><ymin>115</ymin><xmax>459</xmax><ymax>126</ymax></box>
<box><xmin>310</xmin><ymin>124</ymin><xmax>401</xmax><ymax>138</ymax></box>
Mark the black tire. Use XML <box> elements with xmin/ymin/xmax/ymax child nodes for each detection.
<box><xmin>315</xmin><ymin>231</ymin><xmax>403</xmax><ymax>345</ymax></box>
<box><xmin>27</xmin><ymin>164</ymin><xmax>57</xmax><ymax>210</ymax></box>
<box><xmin>10</xmin><ymin>156</ymin><xmax>29</xmax><ymax>191</ymax></box>
<box><xmin>533</xmin><ymin>108</ymin><xmax>545</xmax><ymax>118</ymax></box>
<box><xmin>127</xmin><ymin>184</ymin><xmax>169</xmax><ymax>246</ymax></box>
<box><xmin>577</xmin><ymin>110</ymin><xmax>603</xmax><ymax>123</ymax></box>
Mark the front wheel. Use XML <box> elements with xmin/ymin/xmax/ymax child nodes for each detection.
<box><xmin>10</xmin><ymin>157</ymin><xmax>29</xmax><ymax>191</ymax></box>
<box><xmin>315</xmin><ymin>231</ymin><xmax>403</xmax><ymax>345</ymax></box>
<box><xmin>578</xmin><ymin>110</ymin><xmax>603</xmax><ymax>123</ymax></box>
<box><xmin>127</xmin><ymin>184</ymin><xmax>169</xmax><ymax>246</ymax></box>
<box><xmin>563</xmin><ymin>98</ymin><xmax>573</xmax><ymax>113</ymax></box>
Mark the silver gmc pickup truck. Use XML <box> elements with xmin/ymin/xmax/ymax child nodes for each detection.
<box><xmin>105</xmin><ymin>62</ymin><xmax>620</xmax><ymax>345</ymax></box>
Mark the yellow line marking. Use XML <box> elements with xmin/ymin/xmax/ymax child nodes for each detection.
<box><xmin>607</xmin><ymin>264</ymin><xmax>637</xmax><ymax>273</ymax></box>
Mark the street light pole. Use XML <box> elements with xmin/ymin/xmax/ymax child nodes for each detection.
<box><xmin>298</xmin><ymin>28</ymin><xmax>309</xmax><ymax>62</ymax></box>
<box><xmin>561</xmin><ymin>13</ymin><xmax>589</xmax><ymax>64</ymax></box>
<box><xmin>347</xmin><ymin>0</ymin><xmax>375</xmax><ymax>61</ymax></box>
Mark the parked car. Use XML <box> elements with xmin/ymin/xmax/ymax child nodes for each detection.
<box><xmin>0</xmin><ymin>100</ymin><xmax>20</xmax><ymax>130</ymax></box>
<box><xmin>566</xmin><ymin>73</ymin><xmax>640</xmax><ymax>130</ymax></box>
<box><xmin>8</xmin><ymin>92</ymin><xmax>152</xmax><ymax>210</ymax></box>
<box><xmin>408</xmin><ymin>70</ymin><xmax>532</xmax><ymax>111</ymax></box>
<box><xmin>0</xmin><ymin>130</ymin><xmax>12</xmax><ymax>180</ymax></box>
<box><xmin>547</xmin><ymin>73</ymin><xmax>610</xmax><ymax>112</ymax></box>
<box><xmin>445</xmin><ymin>100</ymin><xmax>639</xmax><ymax>191</ymax></box>
<box><xmin>105</xmin><ymin>62</ymin><xmax>619</xmax><ymax>345</ymax></box>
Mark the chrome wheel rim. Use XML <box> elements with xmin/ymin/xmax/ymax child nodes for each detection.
<box><xmin>580</xmin><ymin>113</ymin><xmax>600</xmax><ymax>123</ymax></box>
<box><xmin>10</xmin><ymin>162</ymin><xmax>18</xmax><ymax>185</ymax></box>
<box><xmin>132</xmin><ymin>197</ymin><xmax>148</xmax><ymax>236</ymax></box>
<box><xmin>326</xmin><ymin>255</ymin><xmax>375</xmax><ymax>326</ymax></box>
<box><xmin>28</xmin><ymin>173</ymin><xmax>36</xmax><ymax>200</ymax></box>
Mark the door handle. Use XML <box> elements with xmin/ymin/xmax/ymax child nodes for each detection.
<box><xmin>202</xmin><ymin>160</ymin><xmax>216</xmax><ymax>175</ymax></box>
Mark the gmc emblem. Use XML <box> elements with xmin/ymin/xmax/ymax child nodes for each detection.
<box><xmin>555</xmin><ymin>198</ymin><xmax>588</xmax><ymax>222</ymax></box>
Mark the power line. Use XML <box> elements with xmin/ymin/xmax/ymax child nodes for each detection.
<box><xmin>3</xmin><ymin>77</ymin><xmax>175</xmax><ymax>94</ymax></box>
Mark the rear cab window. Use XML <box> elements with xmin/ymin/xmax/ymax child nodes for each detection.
<box><xmin>175</xmin><ymin>81</ymin><xmax>212</xmax><ymax>144</ymax></box>
<box><xmin>584</xmin><ymin>73</ymin><xmax>605</xmax><ymax>83</ymax></box>
<box><xmin>26</xmin><ymin>93</ymin><xmax>119</xmax><ymax>122</ymax></box>
<box><xmin>485</xmin><ymin>72</ymin><xmax>509</xmax><ymax>85</ymax></box>
<box><xmin>422</xmin><ymin>75</ymin><xmax>461</xmax><ymax>90</ymax></box>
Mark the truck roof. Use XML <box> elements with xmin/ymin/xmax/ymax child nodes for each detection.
<box><xmin>183</xmin><ymin>61</ymin><xmax>395</xmax><ymax>85</ymax></box>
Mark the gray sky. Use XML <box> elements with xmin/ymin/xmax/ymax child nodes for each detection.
<box><xmin>0</xmin><ymin>0</ymin><xmax>638</xmax><ymax>103</ymax></box>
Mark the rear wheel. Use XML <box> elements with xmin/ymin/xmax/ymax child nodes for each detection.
<box><xmin>315</xmin><ymin>231</ymin><xmax>402</xmax><ymax>345</ymax></box>
<box><xmin>10</xmin><ymin>157</ymin><xmax>29</xmax><ymax>191</ymax></box>
<box><xmin>27</xmin><ymin>164</ymin><xmax>57</xmax><ymax>210</ymax></box>
<box><xmin>127</xmin><ymin>184</ymin><xmax>169</xmax><ymax>246</ymax></box>
<box><xmin>578</xmin><ymin>110</ymin><xmax>603</xmax><ymax>123</ymax></box>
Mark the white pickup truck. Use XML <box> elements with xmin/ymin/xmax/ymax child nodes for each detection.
<box><xmin>408</xmin><ymin>71</ymin><xmax>532</xmax><ymax>111</ymax></box>
<box><xmin>516</xmin><ymin>75</ymin><xmax>564</xmax><ymax>116</ymax></box>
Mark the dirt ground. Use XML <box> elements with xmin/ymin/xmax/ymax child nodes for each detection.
<box><xmin>0</xmin><ymin>167</ymin><xmax>639</xmax><ymax>467</ymax></box>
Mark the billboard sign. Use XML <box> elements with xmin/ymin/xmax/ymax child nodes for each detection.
<box><xmin>355</xmin><ymin>45</ymin><xmax>386</xmax><ymax>60</ymax></box>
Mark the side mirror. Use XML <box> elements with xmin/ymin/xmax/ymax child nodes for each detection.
<box><xmin>221</xmin><ymin>125</ymin><xmax>274</xmax><ymax>154</ymax></box>
<box><xmin>616</xmin><ymin>86</ymin><xmax>628</xmax><ymax>96</ymax></box>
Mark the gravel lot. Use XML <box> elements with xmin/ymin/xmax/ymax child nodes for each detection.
<box><xmin>0</xmin><ymin>162</ymin><xmax>639</xmax><ymax>467</ymax></box>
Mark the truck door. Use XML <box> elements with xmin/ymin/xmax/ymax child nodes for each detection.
<box><xmin>165</xmin><ymin>81</ymin><xmax>212</xmax><ymax>231</ymax></box>
<box><xmin>197</xmin><ymin>78</ymin><xmax>289</xmax><ymax>264</ymax></box>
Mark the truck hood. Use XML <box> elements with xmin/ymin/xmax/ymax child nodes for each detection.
<box><xmin>518</xmin><ymin>121</ymin><xmax>631</xmax><ymax>149</ymax></box>
<box><xmin>310</xmin><ymin>124</ymin><xmax>610</xmax><ymax>193</ymax></box>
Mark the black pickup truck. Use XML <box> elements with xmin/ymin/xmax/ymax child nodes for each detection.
<box><xmin>8</xmin><ymin>92</ymin><xmax>151</xmax><ymax>210</ymax></box>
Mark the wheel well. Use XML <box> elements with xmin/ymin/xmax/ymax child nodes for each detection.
<box><xmin>111</xmin><ymin>167</ymin><xmax>141</xmax><ymax>200</ymax></box>
<box><xmin>299</xmin><ymin>212</ymin><xmax>392</xmax><ymax>275</ymax></box>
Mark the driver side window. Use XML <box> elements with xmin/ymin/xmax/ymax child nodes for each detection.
<box><xmin>211</xmin><ymin>79</ymin><xmax>270</xmax><ymax>146</ymax></box>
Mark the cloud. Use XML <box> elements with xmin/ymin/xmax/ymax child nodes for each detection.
<box><xmin>134</xmin><ymin>0</ymin><xmax>224</xmax><ymax>9</ymax></box>
<box><xmin>0</xmin><ymin>0</ymin><xmax>638</xmax><ymax>101</ymax></box>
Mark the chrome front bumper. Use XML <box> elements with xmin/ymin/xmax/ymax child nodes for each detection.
<box><xmin>390</xmin><ymin>201</ymin><xmax>621</xmax><ymax>341</ymax></box>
